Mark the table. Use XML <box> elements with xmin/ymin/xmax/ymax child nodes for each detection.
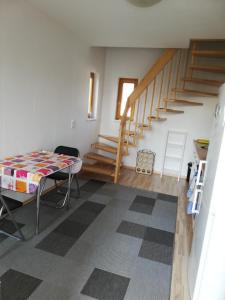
<box><xmin>0</xmin><ymin>151</ymin><xmax>82</xmax><ymax>234</ymax></box>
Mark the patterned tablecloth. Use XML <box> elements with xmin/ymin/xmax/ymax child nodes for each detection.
<box><xmin>0</xmin><ymin>151</ymin><xmax>82</xmax><ymax>194</ymax></box>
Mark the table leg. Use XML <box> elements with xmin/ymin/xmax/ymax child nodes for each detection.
<box><xmin>35</xmin><ymin>180</ymin><xmax>42</xmax><ymax>235</ymax></box>
<box><xmin>67</xmin><ymin>166</ymin><xmax>72</xmax><ymax>209</ymax></box>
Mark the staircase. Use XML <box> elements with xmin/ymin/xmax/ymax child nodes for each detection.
<box><xmin>82</xmin><ymin>39</ymin><xmax>225</xmax><ymax>183</ymax></box>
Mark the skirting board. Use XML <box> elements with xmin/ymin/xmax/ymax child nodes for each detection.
<box><xmin>122</xmin><ymin>165</ymin><xmax>186</xmax><ymax>179</ymax></box>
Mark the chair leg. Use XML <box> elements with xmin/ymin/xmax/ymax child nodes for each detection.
<box><xmin>75</xmin><ymin>174</ymin><xmax>80</xmax><ymax>198</ymax></box>
<box><xmin>0</xmin><ymin>195</ymin><xmax>25</xmax><ymax>241</ymax></box>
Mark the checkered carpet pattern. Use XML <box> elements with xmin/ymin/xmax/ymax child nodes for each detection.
<box><xmin>0</xmin><ymin>179</ymin><xmax>177</xmax><ymax>300</ymax></box>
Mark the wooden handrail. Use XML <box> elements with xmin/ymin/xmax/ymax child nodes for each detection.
<box><xmin>114</xmin><ymin>48</ymin><xmax>178</xmax><ymax>183</ymax></box>
<box><xmin>121</xmin><ymin>48</ymin><xmax>177</xmax><ymax>127</ymax></box>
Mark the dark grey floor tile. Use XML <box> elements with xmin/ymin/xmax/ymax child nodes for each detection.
<box><xmin>157</xmin><ymin>193</ymin><xmax>178</xmax><ymax>203</ymax></box>
<box><xmin>117</xmin><ymin>221</ymin><xmax>146</xmax><ymax>239</ymax></box>
<box><xmin>144</xmin><ymin>227</ymin><xmax>174</xmax><ymax>247</ymax></box>
<box><xmin>80</xmin><ymin>201</ymin><xmax>105</xmax><ymax>214</ymax></box>
<box><xmin>0</xmin><ymin>219</ymin><xmax>24</xmax><ymax>242</ymax></box>
<box><xmin>41</xmin><ymin>188</ymin><xmax>65</xmax><ymax>204</ymax></box>
<box><xmin>81</xmin><ymin>268</ymin><xmax>130</xmax><ymax>300</ymax></box>
<box><xmin>68</xmin><ymin>209</ymin><xmax>97</xmax><ymax>225</ymax></box>
<box><xmin>81</xmin><ymin>180</ymin><xmax>106</xmax><ymax>194</ymax></box>
<box><xmin>139</xmin><ymin>240</ymin><xmax>173</xmax><ymax>265</ymax></box>
<box><xmin>54</xmin><ymin>220</ymin><xmax>87</xmax><ymax>238</ymax></box>
<box><xmin>134</xmin><ymin>195</ymin><xmax>156</xmax><ymax>206</ymax></box>
<box><xmin>35</xmin><ymin>231</ymin><xmax>75</xmax><ymax>256</ymax></box>
<box><xmin>129</xmin><ymin>202</ymin><xmax>154</xmax><ymax>215</ymax></box>
<box><xmin>0</xmin><ymin>269</ymin><xmax>42</xmax><ymax>300</ymax></box>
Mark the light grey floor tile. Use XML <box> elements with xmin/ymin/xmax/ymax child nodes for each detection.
<box><xmin>153</xmin><ymin>200</ymin><xmax>177</xmax><ymax>217</ymax></box>
<box><xmin>88</xmin><ymin>193</ymin><xmax>112</xmax><ymax>205</ymax></box>
<box><xmin>92</xmin><ymin>233</ymin><xmax>141</xmax><ymax>278</ymax></box>
<box><xmin>46</xmin><ymin>256</ymin><xmax>95</xmax><ymax>291</ymax></box>
<box><xmin>1</xmin><ymin>245</ymin><xmax>64</xmax><ymax>280</ymax></box>
<box><xmin>124</xmin><ymin>210</ymin><xmax>176</xmax><ymax>233</ymax></box>
<box><xmin>98</xmin><ymin>184</ymin><xmax>137</xmax><ymax>202</ymax></box>
<box><xmin>81</xmin><ymin>268</ymin><xmax>130</xmax><ymax>300</ymax></box>
<box><xmin>66</xmin><ymin>239</ymin><xmax>101</xmax><ymax>265</ymax></box>
<box><xmin>29</xmin><ymin>281</ymin><xmax>74</xmax><ymax>300</ymax></box>
<box><xmin>124</xmin><ymin>258</ymin><xmax>171</xmax><ymax>300</ymax></box>
<box><xmin>79</xmin><ymin>203</ymin><xmax>127</xmax><ymax>246</ymax></box>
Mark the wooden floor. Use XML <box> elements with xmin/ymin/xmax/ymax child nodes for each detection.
<box><xmin>81</xmin><ymin>169</ymin><xmax>193</xmax><ymax>300</ymax></box>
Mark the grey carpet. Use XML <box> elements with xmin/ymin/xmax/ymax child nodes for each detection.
<box><xmin>0</xmin><ymin>179</ymin><xmax>177</xmax><ymax>300</ymax></box>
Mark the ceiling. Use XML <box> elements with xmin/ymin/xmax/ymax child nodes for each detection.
<box><xmin>28</xmin><ymin>0</ymin><xmax>225</xmax><ymax>48</ymax></box>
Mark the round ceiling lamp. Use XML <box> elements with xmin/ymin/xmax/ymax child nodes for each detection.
<box><xmin>127</xmin><ymin>0</ymin><xmax>162</xmax><ymax>7</ymax></box>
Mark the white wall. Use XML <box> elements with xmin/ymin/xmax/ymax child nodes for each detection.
<box><xmin>0</xmin><ymin>0</ymin><xmax>105</xmax><ymax>158</ymax></box>
<box><xmin>100</xmin><ymin>47</ymin><xmax>216</xmax><ymax>176</ymax></box>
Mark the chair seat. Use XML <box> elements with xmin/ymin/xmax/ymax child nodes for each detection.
<box><xmin>0</xmin><ymin>196</ymin><xmax>23</xmax><ymax>215</ymax></box>
<box><xmin>47</xmin><ymin>172</ymin><xmax>69</xmax><ymax>181</ymax></box>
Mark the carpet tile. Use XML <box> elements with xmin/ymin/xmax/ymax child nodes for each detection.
<box><xmin>139</xmin><ymin>240</ymin><xmax>173</xmax><ymax>265</ymax></box>
<box><xmin>0</xmin><ymin>269</ymin><xmax>42</xmax><ymax>300</ymax></box>
<box><xmin>35</xmin><ymin>201</ymin><xmax>105</xmax><ymax>256</ymax></box>
<box><xmin>0</xmin><ymin>180</ymin><xmax>177</xmax><ymax>299</ymax></box>
<box><xmin>81</xmin><ymin>268</ymin><xmax>130</xmax><ymax>300</ymax></box>
<box><xmin>117</xmin><ymin>221</ymin><xmax>146</xmax><ymax>239</ymax></box>
<box><xmin>0</xmin><ymin>219</ymin><xmax>24</xmax><ymax>242</ymax></box>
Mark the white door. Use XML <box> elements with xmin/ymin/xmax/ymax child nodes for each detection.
<box><xmin>189</xmin><ymin>84</ymin><xmax>225</xmax><ymax>300</ymax></box>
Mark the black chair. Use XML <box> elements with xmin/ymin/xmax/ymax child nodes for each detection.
<box><xmin>0</xmin><ymin>195</ymin><xmax>25</xmax><ymax>241</ymax></box>
<box><xmin>45</xmin><ymin>146</ymin><xmax>80</xmax><ymax>208</ymax></box>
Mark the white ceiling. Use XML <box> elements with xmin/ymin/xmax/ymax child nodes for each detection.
<box><xmin>28</xmin><ymin>0</ymin><xmax>225</xmax><ymax>48</ymax></box>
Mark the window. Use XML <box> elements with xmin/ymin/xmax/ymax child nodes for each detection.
<box><xmin>88</xmin><ymin>72</ymin><xmax>95</xmax><ymax>119</ymax></box>
<box><xmin>115</xmin><ymin>78</ymin><xmax>138</xmax><ymax>120</ymax></box>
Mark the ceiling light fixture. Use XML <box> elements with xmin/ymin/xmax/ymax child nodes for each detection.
<box><xmin>127</xmin><ymin>0</ymin><xmax>162</xmax><ymax>7</ymax></box>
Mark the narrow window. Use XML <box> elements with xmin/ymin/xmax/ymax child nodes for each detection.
<box><xmin>88</xmin><ymin>72</ymin><xmax>95</xmax><ymax>119</ymax></box>
<box><xmin>115</xmin><ymin>78</ymin><xmax>138</xmax><ymax>120</ymax></box>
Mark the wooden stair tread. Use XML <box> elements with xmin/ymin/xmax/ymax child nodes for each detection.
<box><xmin>156</xmin><ymin>108</ymin><xmax>184</xmax><ymax>114</ymax></box>
<box><xmin>164</xmin><ymin>98</ymin><xmax>203</xmax><ymax>106</ymax></box>
<box><xmin>182</xmin><ymin>77</ymin><xmax>224</xmax><ymax>87</ymax></box>
<box><xmin>172</xmin><ymin>88</ymin><xmax>218</xmax><ymax>97</ymax></box>
<box><xmin>138</xmin><ymin>123</ymin><xmax>151</xmax><ymax>129</ymax></box>
<box><xmin>148</xmin><ymin>116</ymin><xmax>167</xmax><ymax>121</ymax></box>
<box><xmin>85</xmin><ymin>152</ymin><xmax>116</xmax><ymax>165</ymax></box>
<box><xmin>192</xmin><ymin>50</ymin><xmax>225</xmax><ymax>58</ymax></box>
<box><xmin>98</xmin><ymin>134</ymin><xmax>118</xmax><ymax>143</ymax></box>
<box><xmin>125</xmin><ymin>130</ymin><xmax>135</xmax><ymax>136</ymax></box>
<box><xmin>82</xmin><ymin>163</ymin><xmax>115</xmax><ymax>177</ymax></box>
<box><xmin>189</xmin><ymin>64</ymin><xmax>225</xmax><ymax>74</ymax></box>
<box><xmin>99</xmin><ymin>134</ymin><xmax>135</xmax><ymax>147</ymax></box>
<box><xmin>91</xmin><ymin>143</ymin><xmax>117</xmax><ymax>154</ymax></box>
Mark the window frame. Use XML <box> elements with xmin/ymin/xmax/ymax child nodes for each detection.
<box><xmin>115</xmin><ymin>77</ymin><xmax>138</xmax><ymax>120</ymax></box>
<box><xmin>88</xmin><ymin>72</ymin><xmax>95</xmax><ymax>119</ymax></box>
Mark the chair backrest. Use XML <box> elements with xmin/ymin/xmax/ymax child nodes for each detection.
<box><xmin>54</xmin><ymin>146</ymin><xmax>79</xmax><ymax>158</ymax></box>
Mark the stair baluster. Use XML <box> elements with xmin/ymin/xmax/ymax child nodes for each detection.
<box><xmin>156</xmin><ymin>69</ymin><xmax>165</xmax><ymax>118</ymax></box>
<box><xmin>164</xmin><ymin>58</ymin><xmax>174</xmax><ymax>109</ymax></box>
<box><xmin>148</xmin><ymin>78</ymin><xmax>156</xmax><ymax>126</ymax></box>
